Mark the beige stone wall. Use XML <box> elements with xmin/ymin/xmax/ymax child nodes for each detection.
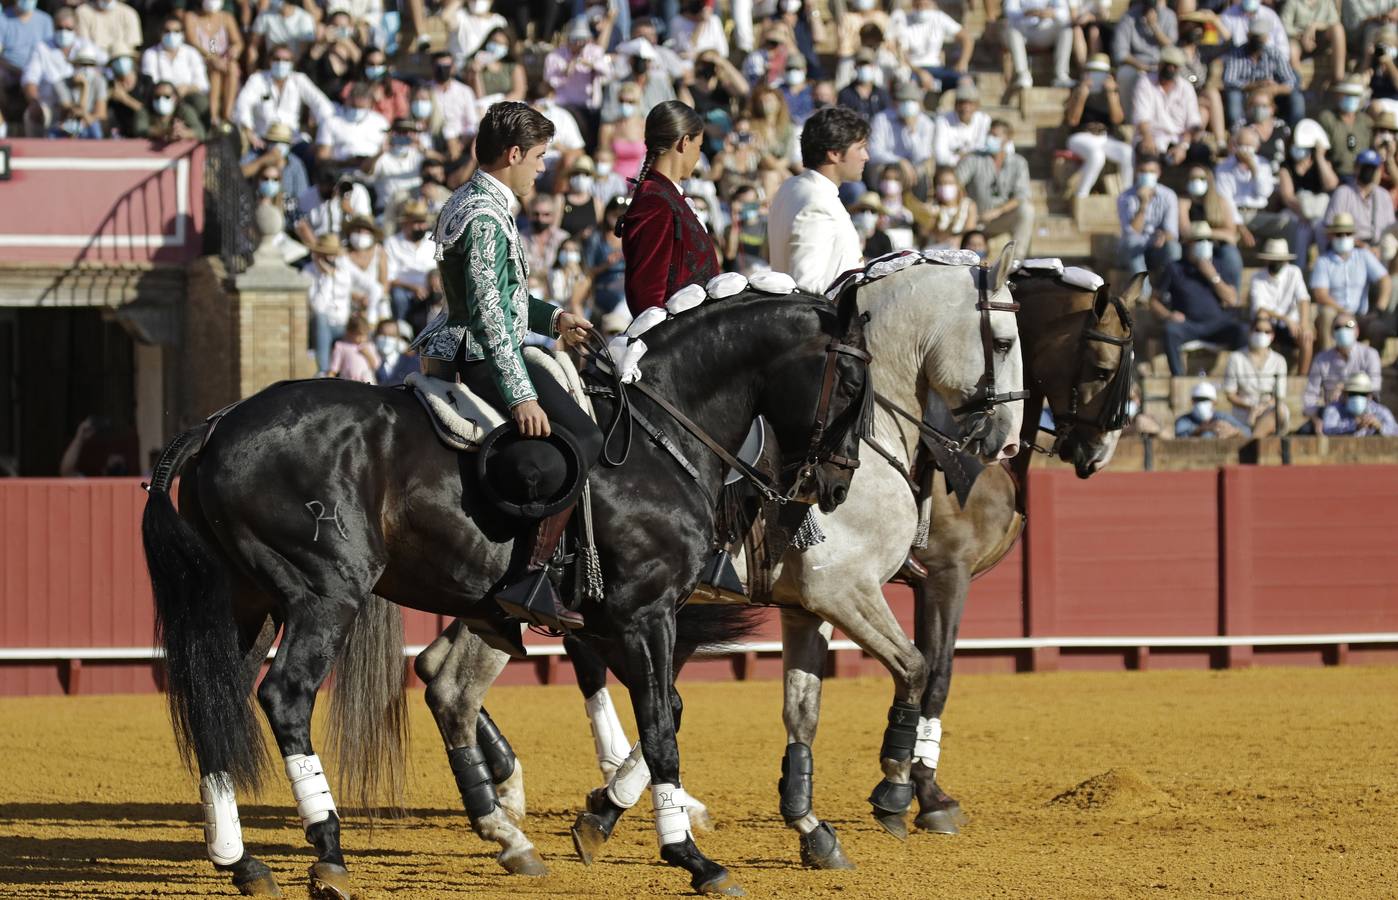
<box><xmin>180</xmin><ymin>256</ymin><xmax>237</xmax><ymax>427</ymax></box>
<box><xmin>232</xmin><ymin>283</ymin><xmax>314</xmax><ymax>398</ymax></box>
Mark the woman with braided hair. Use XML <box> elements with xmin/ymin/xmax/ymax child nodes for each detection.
<box><xmin>619</xmin><ymin>100</ymin><xmax>720</xmax><ymax>314</ymax></box>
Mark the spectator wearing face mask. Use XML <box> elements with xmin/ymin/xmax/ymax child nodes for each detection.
<box><xmin>327</xmin><ymin>314</ymin><xmax>380</xmax><ymax>383</ymax></box>
<box><xmin>135</xmin><ymin>78</ymin><xmax>205</xmax><ymax>140</ymax></box>
<box><xmin>781</xmin><ymin>55</ymin><xmax>815</xmax><ymax>126</ymax></box>
<box><xmin>528</xmin><ymin>80</ymin><xmax>586</xmax><ymax>192</ymax></box>
<box><xmin>524</xmin><ymin>194</ymin><xmax>568</xmax><ymax>290</ymax></box>
<box><xmin>1179</xmin><ymin>165</ymin><xmax>1243</xmax><ymax>292</ymax></box>
<box><xmin>141</xmin><ymin>16</ymin><xmax>208</xmax><ymax>121</ymax></box>
<box><xmin>297</xmin><ymin>170</ymin><xmax>371</xmax><ymax>244</ymax></box>
<box><xmin>600</xmin><ymin>81</ymin><xmax>649</xmax><ymax>181</ymax></box>
<box><xmin>1245</xmin><ymin>91</ymin><xmax>1291</xmax><ymax>175</ymax></box>
<box><xmin>1223</xmin><ymin>314</ymin><xmax>1290</xmax><ymax>436</ymax></box>
<box><xmin>872</xmin><ymin>164</ymin><xmax>917</xmax><ymax>249</ymax></box>
<box><xmin>1113</xmin><ymin>0</ymin><xmax>1177</xmax><ymax>121</ymax></box>
<box><xmin>234</xmin><ymin>44</ymin><xmax>334</xmax><ymax>150</ymax></box>
<box><xmin>1283</xmin><ymin>0</ymin><xmax>1345</xmax><ymax>86</ymax></box>
<box><xmin>960</xmin><ymin>228</ymin><xmax>989</xmax><ymax>260</ymax></box>
<box><xmin>427</xmin><ymin>52</ymin><xmax>478</xmax><ymax>162</ymax></box>
<box><xmin>605</xmin><ymin>38</ymin><xmax>675</xmax><ymax>121</ymax></box>
<box><xmin>1303</xmin><ymin>313</ymin><xmax>1381</xmax><ymax>421</ymax></box>
<box><xmin>317</xmin><ymin>81</ymin><xmax>388</xmax><ymax>166</ymax></box>
<box><xmin>1216</xmin><ymin>126</ymin><xmax>1292</xmax><ymax>251</ymax></box>
<box><xmin>1249</xmin><ymin>238</ymin><xmax>1313</xmax><ymax>372</ymax></box>
<box><xmin>591</xmin><ymin>148</ymin><xmax>627</xmax><ymax>207</ymax></box>
<box><xmin>448</xmin><ymin>0</ymin><xmax>507</xmax><ymax>67</ymax></box>
<box><xmin>1065</xmin><ymin>53</ymin><xmax>1131</xmax><ymax>198</ymax></box>
<box><xmin>1318</xmin><ymin>78</ymin><xmax>1372</xmax><ymax>180</ymax></box>
<box><xmin>103</xmin><ymin>45</ymin><xmax>141</xmax><ymax>136</ymax></box>
<box><xmin>545</xmin><ymin>16</ymin><xmax>611</xmax><ymax>140</ymax></box>
<box><xmin>559</xmin><ymin>157</ymin><xmax>602</xmax><ymax>239</ymax></box>
<box><xmin>344</xmin><ymin>48</ymin><xmax>408</xmax><ymax>124</ymax></box>
<box><xmin>1117</xmin><ymin>155</ymin><xmax>1179</xmax><ymax>287</ymax></box>
<box><xmin>671</xmin><ymin>0</ymin><xmax>728</xmax><ymax>61</ymax></box>
<box><xmin>1221</xmin><ymin>18</ymin><xmax>1302</xmax><ymax>128</ymax></box>
<box><xmin>370</xmin><ymin>119</ymin><xmax>428</xmax><ymax>209</ymax></box>
<box><xmin>21</xmin><ymin>8</ymin><xmax>102</xmax><ymax>137</ymax></box>
<box><xmin>957</xmin><ymin>119</ymin><xmax>1034</xmax><ymax>255</ymax></box>
<box><xmin>548</xmin><ymin>237</ymin><xmax>593</xmax><ymax>324</ymax></box>
<box><xmin>869</xmin><ymin>82</ymin><xmax>935</xmax><ymax>187</ymax></box>
<box><xmin>584</xmin><ymin>198</ymin><xmax>630</xmax><ymax>333</ymax></box>
<box><xmin>850</xmin><ymin>191</ymin><xmax>894</xmax><ymax>258</ymax></box>
<box><xmin>0</xmin><ymin>0</ymin><xmax>54</xmax><ymax>95</ymax></box>
<box><xmin>74</xmin><ymin>0</ymin><xmax>138</xmax><ymax>60</ymax></box>
<box><xmin>1002</xmin><ymin>0</ymin><xmax>1075</xmax><ymax>90</ymax></box>
<box><xmin>1323</xmin><ymin>149</ymin><xmax>1396</xmax><ymax>263</ymax></box>
<box><xmin>1279</xmin><ymin>119</ymin><xmax>1339</xmax><ymax>264</ymax></box>
<box><xmin>250</xmin><ymin>0</ymin><xmax>317</xmax><ymax>67</ymax></box>
<box><xmin>1310</xmin><ymin>213</ymin><xmax>1392</xmax><ymax>348</ymax></box>
<box><xmin>892</xmin><ymin>0</ymin><xmax>972</xmax><ymax>93</ymax></box>
<box><xmin>384</xmin><ymin>199</ymin><xmax>437</xmax><ymax>323</ymax></box>
<box><xmin>1364</xmin><ymin>24</ymin><xmax>1398</xmax><ymax>107</ymax></box>
<box><xmin>1175</xmin><ymin>381</ymin><xmax>1250</xmax><ymax>438</ymax></box>
<box><xmin>44</xmin><ymin>48</ymin><xmax>107</xmax><ymax>138</ymax></box>
<box><xmin>1321</xmin><ymin>371</ymin><xmax>1398</xmax><ymax>435</ymax></box>
<box><xmin>306</xmin><ymin>234</ymin><xmax>382</xmax><ymax>374</ymax></box>
<box><xmin>183</xmin><ymin>0</ymin><xmax>241</xmax><ymax>126</ymax></box>
<box><xmin>1219</xmin><ymin>0</ymin><xmax>1291</xmax><ymax>55</ymax></box>
<box><xmin>933</xmin><ymin>80</ymin><xmax>989</xmax><ymax>168</ymax></box>
<box><xmin>837</xmin><ymin>48</ymin><xmax>891</xmax><ymax>121</ymax></box>
<box><xmin>1152</xmin><ymin>221</ymin><xmax>1248</xmax><ymax>376</ymax></box>
<box><xmin>920</xmin><ymin>167</ymin><xmax>979</xmax><ymax>250</ymax></box>
<box><xmin>341</xmin><ymin>214</ymin><xmax>389</xmax><ymax>318</ymax></box>
<box><xmin>373</xmin><ymin>318</ymin><xmax>417</xmax><ymax>386</ymax></box>
<box><xmin>1133</xmin><ymin>46</ymin><xmax>1201</xmax><ymax>167</ymax></box>
<box><xmin>723</xmin><ymin>183</ymin><xmax>770</xmax><ymax>277</ymax></box>
<box><xmin>466</xmin><ymin>28</ymin><xmax>525</xmax><ymax>104</ymax></box>
<box><xmin>242</xmin><ymin>122</ymin><xmax>308</xmax><ymax>224</ymax></box>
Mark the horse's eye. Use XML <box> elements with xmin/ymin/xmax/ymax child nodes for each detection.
<box><xmin>1094</xmin><ymin>366</ymin><xmax>1113</xmax><ymax>381</ymax></box>
<box><xmin>993</xmin><ymin>338</ymin><xmax>1014</xmax><ymax>354</ymax></box>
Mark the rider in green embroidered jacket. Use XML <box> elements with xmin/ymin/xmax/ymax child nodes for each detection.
<box><xmin>414</xmin><ymin>101</ymin><xmax>603</xmax><ymax>638</ymax></box>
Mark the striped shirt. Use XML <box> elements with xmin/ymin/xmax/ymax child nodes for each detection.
<box><xmin>1117</xmin><ymin>183</ymin><xmax>1180</xmax><ymax>251</ymax></box>
<box><xmin>1221</xmin><ymin>44</ymin><xmax>1297</xmax><ymax>92</ymax></box>
<box><xmin>1303</xmin><ymin>344</ymin><xmax>1382</xmax><ymax>415</ymax></box>
<box><xmin>1323</xmin><ymin>183</ymin><xmax>1396</xmax><ymax>245</ymax></box>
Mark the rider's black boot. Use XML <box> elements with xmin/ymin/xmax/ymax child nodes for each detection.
<box><xmin>495</xmin><ymin>506</ymin><xmax>584</xmax><ymax>631</ymax></box>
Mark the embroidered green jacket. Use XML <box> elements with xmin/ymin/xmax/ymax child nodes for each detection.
<box><xmin>416</xmin><ymin>171</ymin><xmax>562</xmax><ymax>408</ymax></box>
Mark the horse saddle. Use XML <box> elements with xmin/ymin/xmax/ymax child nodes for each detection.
<box><xmin>406</xmin><ymin>347</ymin><xmax>590</xmax><ymax>451</ymax></box>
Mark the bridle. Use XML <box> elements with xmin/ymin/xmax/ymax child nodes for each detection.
<box><xmin>873</xmin><ymin>262</ymin><xmax>1029</xmax><ymax>455</ymax></box>
<box><xmin>585</xmin><ymin>323</ymin><xmax>873</xmax><ymax>506</ymax></box>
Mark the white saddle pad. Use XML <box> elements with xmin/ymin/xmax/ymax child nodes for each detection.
<box><xmin>406</xmin><ymin>347</ymin><xmax>594</xmax><ymax>451</ymax></box>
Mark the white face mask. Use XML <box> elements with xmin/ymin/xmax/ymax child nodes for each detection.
<box><xmin>54</xmin><ymin>28</ymin><xmax>76</xmax><ymax>48</ymax></box>
<box><xmin>899</xmin><ymin>99</ymin><xmax>921</xmax><ymax>120</ymax></box>
<box><xmin>203</xmin><ymin>0</ymin><xmax>222</xmax><ymax>11</ymax></box>
<box><xmin>1192</xmin><ymin>400</ymin><xmax>1215</xmax><ymax>421</ymax></box>
<box><xmin>1346</xmin><ymin>395</ymin><xmax>1370</xmax><ymax>416</ymax></box>
<box><xmin>471</xmin><ymin>0</ymin><xmax>492</xmax><ymax>12</ymax></box>
<box><xmin>879</xmin><ymin>178</ymin><xmax>902</xmax><ymax>197</ymax></box>
<box><xmin>596</xmin><ymin>161</ymin><xmax>613</xmax><ymax>176</ymax></box>
<box><xmin>559</xmin><ymin>250</ymin><xmax>582</xmax><ymax>267</ymax></box>
<box><xmin>1187</xmin><ymin>178</ymin><xmax>1208</xmax><ymax>197</ymax></box>
<box><xmin>984</xmin><ymin>135</ymin><xmax>1002</xmax><ymax>155</ymax></box>
<box><xmin>1331</xmin><ymin>235</ymin><xmax>1355</xmax><ymax>254</ymax></box>
<box><xmin>787</xmin><ymin>68</ymin><xmax>807</xmax><ymax>87</ymax></box>
<box><xmin>270</xmin><ymin>59</ymin><xmax>293</xmax><ymax>80</ymax></box>
<box><xmin>375</xmin><ymin>334</ymin><xmax>405</xmax><ymax>357</ymax></box>
<box><xmin>1249</xmin><ymin>331</ymin><xmax>1273</xmax><ymax>350</ymax></box>
<box><xmin>852</xmin><ymin>210</ymin><xmax>878</xmax><ymax>235</ymax></box>
<box><xmin>162</xmin><ymin>31</ymin><xmax>184</xmax><ymax>50</ymax></box>
<box><xmin>349</xmin><ymin>231</ymin><xmax>375</xmax><ymax>250</ymax></box>
<box><xmin>1334</xmin><ymin>326</ymin><xmax>1358</xmax><ymax>348</ymax></box>
<box><xmin>853</xmin><ymin>0</ymin><xmax>875</xmax><ymax>10</ymax></box>
<box><xmin>619</xmin><ymin>102</ymin><xmax>638</xmax><ymax>119</ymax></box>
<box><xmin>1137</xmin><ymin>170</ymin><xmax>1158</xmax><ymax>189</ymax></box>
<box><xmin>936</xmin><ymin>184</ymin><xmax>958</xmax><ymax>203</ymax></box>
<box><xmin>346</xmin><ymin>106</ymin><xmax>368</xmax><ymax>123</ymax></box>
<box><xmin>153</xmin><ymin>95</ymin><xmax>176</xmax><ymax>116</ymax></box>
<box><xmin>569</xmin><ymin>174</ymin><xmax>593</xmax><ymax>193</ymax></box>
<box><xmin>856</xmin><ymin>64</ymin><xmax>878</xmax><ymax>84</ymax></box>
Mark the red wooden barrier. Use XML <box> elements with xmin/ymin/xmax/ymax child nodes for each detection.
<box><xmin>2</xmin><ymin>468</ymin><xmax>1397</xmax><ymax>695</ymax></box>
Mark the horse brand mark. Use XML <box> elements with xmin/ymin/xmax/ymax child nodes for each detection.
<box><xmin>294</xmin><ymin>758</ymin><xmax>315</xmax><ymax>775</ymax></box>
<box><xmin>305</xmin><ymin>501</ymin><xmax>349</xmax><ymax>542</ymax></box>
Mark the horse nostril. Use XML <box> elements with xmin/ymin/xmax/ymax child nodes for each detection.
<box><xmin>832</xmin><ymin>485</ymin><xmax>848</xmax><ymax>504</ymax></box>
<box><xmin>1001</xmin><ymin>443</ymin><xmax>1020</xmax><ymax>459</ymax></box>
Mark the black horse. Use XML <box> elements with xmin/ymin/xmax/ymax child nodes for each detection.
<box><xmin>142</xmin><ymin>287</ymin><xmax>871</xmax><ymax>897</ymax></box>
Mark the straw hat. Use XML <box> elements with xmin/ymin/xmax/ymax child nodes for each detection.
<box><xmin>1159</xmin><ymin>46</ymin><xmax>1187</xmax><ymax>67</ymax></box>
<box><xmin>399</xmin><ymin>199</ymin><xmax>431</xmax><ymax>223</ymax></box>
<box><xmin>1326</xmin><ymin>213</ymin><xmax>1357</xmax><ymax>234</ymax></box>
<box><xmin>1335</xmin><ymin>77</ymin><xmax>1367</xmax><ymax>96</ymax></box>
<box><xmin>1256</xmin><ymin>238</ymin><xmax>1294</xmax><ymax>262</ymax></box>
<box><xmin>1375</xmin><ymin>110</ymin><xmax>1398</xmax><ymax>131</ymax></box>
<box><xmin>265</xmin><ymin>122</ymin><xmax>295</xmax><ymax>144</ymax></box>
<box><xmin>1085</xmin><ymin>53</ymin><xmax>1111</xmax><ymax>73</ymax></box>
<box><xmin>1344</xmin><ymin>372</ymin><xmax>1375</xmax><ymax>394</ymax></box>
<box><xmin>849</xmin><ymin>191</ymin><xmax>889</xmax><ymax>215</ymax></box>
<box><xmin>311</xmin><ymin>233</ymin><xmax>342</xmax><ymax>256</ymax></box>
<box><xmin>343</xmin><ymin>214</ymin><xmax>382</xmax><ymax>241</ymax></box>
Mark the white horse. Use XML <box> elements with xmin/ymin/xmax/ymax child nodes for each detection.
<box><xmin>392</xmin><ymin>247</ymin><xmax>1028</xmax><ymax>879</ymax></box>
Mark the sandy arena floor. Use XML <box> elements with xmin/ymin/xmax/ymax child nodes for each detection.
<box><xmin>2</xmin><ymin>666</ymin><xmax>1395</xmax><ymax>898</ymax></box>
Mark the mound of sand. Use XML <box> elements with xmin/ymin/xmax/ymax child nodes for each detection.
<box><xmin>1048</xmin><ymin>768</ymin><xmax>1181</xmax><ymax>817</ymax></box>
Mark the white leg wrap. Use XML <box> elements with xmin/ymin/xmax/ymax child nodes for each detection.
<box><xmin>913</xmin><ymin>716</ymin><xmax>943</xmax><ymax>769</ymax></box>
<box><xmin>585</xmin><ymin>687</ymin><xmax>634</xmax><ymax>779</ymax></box>
<box><xmin>199</xmin><ymin>773</ymin><xmax>245</xmax><ymax>866</ymax></box>
<box><xmin>605</xmin><ymin>742</ymin><xmax>650</xmax><ymax>809</ymax></box>
<box><xmin>284</xmin><ymin>753</ymin><xmax>337</xmax><ymax>827</ymax></box>
<box><xmin>652</xmin><ymin>782</ymin><xmax>692</xmax><ymax>847</ymax></box>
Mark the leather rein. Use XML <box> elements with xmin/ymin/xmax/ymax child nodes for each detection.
<box><xmin>584</xmin><ymin>328</ymin><xmax>872</xmax><ymax>505</ymax></box>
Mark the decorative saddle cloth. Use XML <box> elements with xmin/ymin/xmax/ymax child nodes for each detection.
<box><xmin>405</xmin><ymin>347</ymin><xmax>593</xmax><ymax>451</ymax></box>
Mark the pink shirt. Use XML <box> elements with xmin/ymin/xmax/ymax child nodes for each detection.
<box><xmin>544</xmin><ymin>42</ymin><xmax>605</xmax><ymax>109</ymax></box>
<box><xmin>1132</xmin><ymin>75</ymin><xmax>1201</xmax><ymax>146</ymax></box>
<box><xmin>329</xmin><ymin>339</ymin><xmax>379</xmax><ymax>383</ymax></box>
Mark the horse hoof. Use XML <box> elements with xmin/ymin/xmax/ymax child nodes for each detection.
<box><xmin>914</xmin><ymin>805</ymin><xmax>967</xmax><ymax>835</ymax></box>
<box><xmin>235</xmin><ymin>874</ymin><xmax>282</xmax><ymax>897</ymax></box>
<box><xmin>307</xmin><ymin>862</ymin><xmax>353</xmax><ymax>900</ymax></box>
<box><xmin>499</xmin><ymin>846</ymin><xmax>548</xmax><ymax>877</ymax></box>
<box><xmin>799</xmin><ymin>821</ymin><xmax>855</xmax><ymax>870</ymax></box>
<box><xmin>873</xmin><ymin>810</ymin><xmax>909</xmax><ymax>841</ymax></box>
<box><xmin>570</xmin><ymin>814</ymin><xmax>609</xmax><ymax>865</ymax></box>
<box><xmin>695</xmin><ymin>871</ymin><xmax>745</xmax><ymax>896</ymax></box>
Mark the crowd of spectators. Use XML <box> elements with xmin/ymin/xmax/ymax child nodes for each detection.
<box><xmin>2</xmin><ymin>0</ymin><xmax>1395</xmax><ymax>438</ymax></box>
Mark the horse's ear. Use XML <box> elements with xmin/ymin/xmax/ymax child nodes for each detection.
<box><xmin>1092</xmin><ymin>283</ymin><xmax>1111</xmax><ymax>321</ymax></box>
<box><xmin>1116</xmin><ymin>271</ymin><xmax>1148</xmax><ymax>307</ymax></box>
<box><xmin>989</xmin><ymin>241</ymin><xmax>1016</xmax><ymax>292</ymax></box>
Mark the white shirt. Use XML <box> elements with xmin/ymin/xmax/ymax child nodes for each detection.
<box><xmin>429</xmin><ymin>78</ymin><xmax>478</xmax><ymax>141</ymax></box>
<box><xmin>316</xmin><ymin>107</ymin><xmax>389</xmax><ymax>160</ymax></box>
<box><xmin>768</xmin><ymin>169</ymin><xmax>864</xmax><ymax>293</ymax></box>
<box><xmin>22</xmin><ymin>38</ymin><xmax>102</xmax><ymax>106</ymax></box>
<box><xmin>1220</xmin><ymin>4</ymin><xmax>1290</xmax><ymax>57</ymax></box>
<box><xmin>869</xmin><ymin>108</ymin><xmax>937</xmax><ymax>166</ymax></box>
<box><xmin>1004</xmin><ymin>0</ymin><xmax>1072</xmax><ymax>30</ymax></box>
<box><xmin>1248</xmin><ymin>263</ymin><xmax>1308</xmax><ymax>327</ymax></box>
<box><xmin>140</xmin><ymin>44</ymin><xmax>208</xmax><ymax>92</ymax></box>
<box><xmin>537</xmin><ymin>97</ymin><xmax>585</xmax><ymax>169</ymax></box>
<box><xmin>1223</xmin><ymin>347</ymin><xmax>1288</xmax><ymax>405</ymax></box>
<box><xmin>1214</xmin><ymin>154</ymin><xmax>1275</xmax><ymax>210</ymax></box>
<box><xmin>892</xmin><ymin>7</ymin><xmax>962</xmax><ymax>68</ymax></box>
<box><xmin>307</xmin><ymin>256</ymin><xmax>383</xmax><ymax>329</ymax></box>
<box><xmin>448</xmin><ymin>10</ymin><xmax>506</xmax><ymax>64</ymax></box>
<box><xmin>372</xmin><ymin>144</ymin><xmax>425</xmax><ymax>207</ymax></box>
<box><xmin>384</xmin><ymin>232</ymin><xmax>438</xmax><ymax>290</ymax></box>
<box><xmin>933</xmin><ymin>108</ymin><xmax>990</xmax><ymax>166</ymax></box>
<box><xmin>668</xmin><ymin>13</ymin><xmax>728</xmax><ymax>59</ymax></box>
<box><xmin>234</xmin><ymin>69</ymin><xmax>334</xmax><ymax>140</ymax></box>
<box><xmin>301</xmin><ymin>183</ymin><xmax>372</xmax><ymax>235</ymax></box>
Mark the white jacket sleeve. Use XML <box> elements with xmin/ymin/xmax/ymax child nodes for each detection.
<box><xmin>787</xmin><ymin>204</ymin><xmax>842</xmax><ymax>294</ymax></box>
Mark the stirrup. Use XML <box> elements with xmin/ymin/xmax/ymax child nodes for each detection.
<box><xmin>697</xmin><ymin>549</ymin><xmax>746</xmax><ymax>596</ymax></box>
<box><xmin>496</xmin><ymin>570</ymin><xmax>584</xmax><ymax>631</ymax></box>
<box><xmin>891</xmin><ymin>553</ymin><xmax>928</xmax><ymax>586</ymax></box>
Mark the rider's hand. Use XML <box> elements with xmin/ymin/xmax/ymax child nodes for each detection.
<box><xmin>556</xmin><ymin>311</ymin><xmax>594</xmax><ymax>349</ymax></box>
<box><xmin>513</xmin><ymin>399</ymin><xmax>551</xmax><ymax>437</ymax></box>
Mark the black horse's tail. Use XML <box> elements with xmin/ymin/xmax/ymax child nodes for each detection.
<box><xmin>327</xmin><ymin>593</ymin><xmax>409</xmax><ymax>817</ymax></box>
<box><xmin>673</xmin><ymin>605</ymin><xmax>768</xmax><ymax>667</ymax></box>
<box><xmin>142</xmin><ymin>424</ymin><xmax>268</xmax><ymax>793</ymax></box>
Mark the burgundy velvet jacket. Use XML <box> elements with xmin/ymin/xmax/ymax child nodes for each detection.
<box><xmin>622</xmin><ymin>170</ymin><xmax>720</xmax><ymax>314</ymax></box>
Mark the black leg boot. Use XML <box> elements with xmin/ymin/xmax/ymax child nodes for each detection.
<box><xmin>495</xmin><ymin>505</ymin><xmax>584</xmax><ymax>631</ymax></box>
